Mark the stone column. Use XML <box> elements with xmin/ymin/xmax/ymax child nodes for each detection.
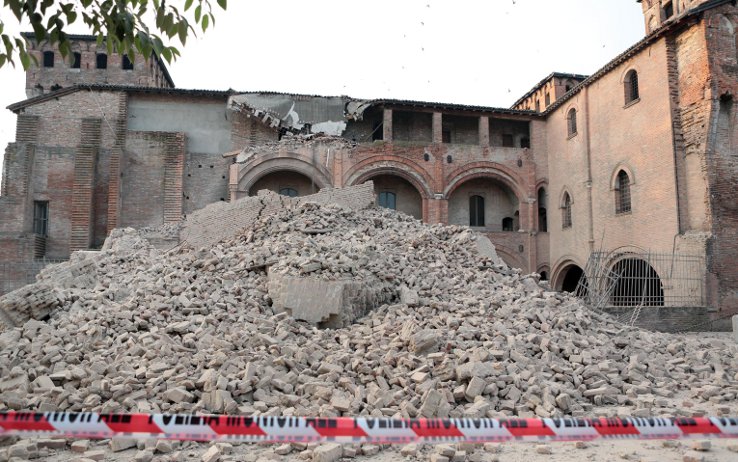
<box><xmin>432</xmin><ymin>112</ymin><xmax>443</xmax><ymax>144</ymax></box>
<box><xmin>383</xmin><ymin>109</ymin><xmax>393</xmax><ymax>142</ymax></box>
<box><xmin>479</xmin><ymin>116</ymin><xmax>490</xmax><ymax>146</ymax></box>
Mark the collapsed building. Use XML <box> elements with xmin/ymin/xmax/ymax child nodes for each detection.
<box><xmin>0</xmin><ymin>0</ymin><xmax>737</xmax><ymax>330</ymax></box>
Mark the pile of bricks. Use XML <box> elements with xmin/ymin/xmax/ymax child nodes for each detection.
<box><xmin>0</xmin><ymin>184</ymin><xmax>737</xmax><ymax>461</ymax></box>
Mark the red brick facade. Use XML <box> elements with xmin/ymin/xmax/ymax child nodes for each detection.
<box><xmin>1</xmin><ymin>2</ymin><xmax>737</xmax><ymax>329</ymax></box>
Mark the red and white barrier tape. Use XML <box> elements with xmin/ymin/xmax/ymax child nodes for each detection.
<box><xmin>1</xmin><ymin>412</ymin><xmax>738</xmax><ymax>443</ymax></box>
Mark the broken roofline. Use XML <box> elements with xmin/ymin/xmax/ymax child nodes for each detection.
<box><xmin>510</xmin><ymin>72</ymin><xmax>589</xmax><ymax>110</ymax></box>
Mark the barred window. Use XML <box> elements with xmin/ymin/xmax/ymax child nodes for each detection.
<box><xmin>33</xmin><ymin>201</ymin><xmax>49</xmax><ymax>236</ymax></box>
<box><xmin>562</xmin><ymin>192</ymin><xmax>572</xmax><ymax>228</ymax></box>
<box><xmin>615</xmin><ymin>170</ymin><xmax>632</xmax><ymax>214</ymax></box>
<box><xmin>567</xmin><ymin>108</ymin><xmax>577</xmax><ymax>137</ymax></box>
<box><xmin>624</xmin><ymin>70</ymin><xmax>639</xmax><ymax>104</ymax></box>
<box><xmin>469</xmin><ymin>195</ymin><xmax>485</xmax><ymax>227</ymax></box>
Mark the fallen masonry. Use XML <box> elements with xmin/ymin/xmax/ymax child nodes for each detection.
<box><xmin>0</xmin><ymin>183</ymin><xmax>737</xmax><ymax>460</ymax></box>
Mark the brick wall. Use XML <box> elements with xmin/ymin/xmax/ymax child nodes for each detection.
<box><xmin>120</xmin><ymin>131</ymin><xmax>185</xmax><ymax>228</ymax></box>
<box><xmin>24</xmin><ymin>37</ymin><xmax>172</xmax><ymax>97</ymax></box>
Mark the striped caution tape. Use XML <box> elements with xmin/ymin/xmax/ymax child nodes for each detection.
<box><xmin>1</xmin><ymin>412</ymin><xmax>738</xmax><ymax>443</ymax></box>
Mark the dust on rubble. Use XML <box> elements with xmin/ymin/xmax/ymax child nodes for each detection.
<box><xmin>0</xmin><ymin>185</ymin><xmax>737</xmax><ymax>461</ymax></box>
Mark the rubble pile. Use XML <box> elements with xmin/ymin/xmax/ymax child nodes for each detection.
<box><xmin>0</xmin><ymin>188</ymin><xmax>737</xmax><ymax>441</ymax></box>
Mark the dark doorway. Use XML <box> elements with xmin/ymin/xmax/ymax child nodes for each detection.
<box><xmin>561</xmin><ymin>265</ymin><xmax>585</xmax><ymax>294</ymax></box>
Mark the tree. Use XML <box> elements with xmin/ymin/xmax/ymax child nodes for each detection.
<box><xmin>0</xmin><ymin>0</ymin><xmax>227</xmax><ymax>69</ymax></box>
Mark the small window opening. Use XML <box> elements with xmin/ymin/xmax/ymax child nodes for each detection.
<box><xmin>378</xmin><ymin>191</ymin><xmax>396</xmax><ymax>210</ymax></box>
<box><xmin>562</xmin><ymin>192</ymin><xmax>572</xmax><ymax>228</ymax></box>
<box><xmin>545</xmin><ymin>92</ymin><xmax>551</xmax><ymax>107</ymax></box>
<box><xmin>664</xmin><ymin>1</ymin><xmax>674</xmax><ymax>19</ymax></box>
<box><xmin>442</xmin><ymin>129</ymin><xmax>452</xmax><ymax>144</ymax></box>
<box><xmin>624</xmin><ymin>70</ymin><xmax>639</xmax><ymax>104</ymax></box>
<box><xmin>279</xmin><ymin>188</ymin><xmax>298</xmax><ymax>197</ymax></box>
<box><xmin>535</xmin><ymin>100</ymin><xmax>540</xmax><ymax>112</ymax></box>
<box><xmin>502</xmin><ymin>134</ymin><xmax>514</xmax><ymax>147</ymax></box>
<box><xmin>565</xmin><ymin>85</ymin><xmax>571</xmax><ymax>92</ymax></box>
<box><xmin>122</xmin><ymin>55</ymin><xmax>134</xmax><ymax>70</ymax></box>
<box><xmin>446</xmin><ymin>155</ymin><xmax>453</xmax><ymax>164</ymax></box>
<box><xmin>372</xmin><ymin>122</ymin><xmax>383</xmax><ymax>141</ymax></box>
<box><xmin>567</xmin><ymin>108</ymin><xmax>578</xmax><ymax>137</ymax></box>
<box><xmin>540</xmin><ymin>271</ymin><xmax>548</xmax><ymax>281</ymax></box>
<box><xmin>520</xmin><ymin>137</ymin><xmax>530</xmax><ymax>149</ymax></box>
<box><xmin>502</xmin><ymin>217</ymin><xmax>514</xmax><ymax>231</ymax></box>
<box><xmin>615</xmin><ymin>170</ymin><xmax>632</xmax><ymax>214</ymax></box>
<box><xmin>71</xmin><ymin>52</ymin><xmax>81</xmax><ymax>69</ymax></box>
<box><xmin>43</xmin><ymin>51</ymin><xmax>54</xmax><ymax>67</ymax></box>
<box><xmin>538</xmin><ymin>187</ymin><xmax>548</xmax><ymax>232</ymax></box>
<box><xmin>423</xmin><ymin>153</ymin><xmax>430</xmax><ymax>162</ymax></box>
<box><xmin>469</xmin><ymin>195</ymin><xmax>485</xmax><ymax>227</ymax></box>
<box><xmin>96</xmin><ymin>53</ymin><xmax>108</xmax><ymax>69</ymax></box>
<box><xmin>33</xmin><ymin>201</ymin><xmax>49</xmax><ymax>236</ymax></box>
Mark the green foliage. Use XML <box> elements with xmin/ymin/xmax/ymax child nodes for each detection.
<box><xmin>0</xmin><ymin>0</ymin><xmax>227</xmax><ymax>69</ymax></box>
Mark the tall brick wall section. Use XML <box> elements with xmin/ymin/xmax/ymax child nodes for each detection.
<box><xmin>180</xmin><ymin>182</ymin><xmax>375</xmax><ymax>250</ymax></box>
<box><xmin>120</xmin><ymin>131</ymin><xmax>185</xmax><ymax>228</ymax></box>
<box><xmin>70</xmin><ymin>118</ymin><xmax>102</xmax><ymax>251</ymax></box>
<box><xmin>703</xmin><ymin>7</ymin><xmax>738</xmax><ymax>316</ymax></box>
<box><xmin>106</xmin><ymin>93</ymin><xmax>129</xmax><ymax>234</ymax></box>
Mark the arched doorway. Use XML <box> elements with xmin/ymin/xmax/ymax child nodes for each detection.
<box><xmin>610</xmin><ymin>258</ymin><xmax>664</xmax><ymax>306</ymax></box>
<box><xmin>249</xmin><ymin>171</ymin><xmax>319</xmax><ymax>197</ymax></box>
<box><xmin>368</xmin><ymin>174</ymin><xmax>423</xmax><ymax>219</ymax></box>
<box><xmin>447</xmin><ymin>178</ymin><xmax>519</xmax><ymax>230</ymax></box>
<box><xmin>559</xmin><ymin>264</ymin><xmax>586</xmax><ymax>294</ymax></box>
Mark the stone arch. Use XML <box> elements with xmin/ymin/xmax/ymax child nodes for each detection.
<box><xmin>552</xmin><ymin>257</ymin><xmax>586</xmax><ymax>293</ymax></box>
<box><xmin>237</xmin><ymin>154</ymin><xmax>333</xmax><ymax>194</ymax></box>
<box><xmin>344</xmin><ymin>158</ymin><xmax>433</xmax><ymax>199</ymax></box>
<box><xmin>537</xmin><ymin>264</ymin><xmax>551</xmax><ymax>282</ymax></box>
<box><xmin>443</xmin><ymin>162</ymin><xmax>527</xmax><ymax>202</ymax></box>
<box><xmin>610</xmin><ymin>163</ymin><xmax>636</xmax><ymax>190</ymax></box>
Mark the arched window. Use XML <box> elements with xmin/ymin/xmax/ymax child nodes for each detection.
<box><xmin>502</xmin><ymin>217</ymin><xmax>514</xmax><ymax>231</ymax></box>
<box><xmin>567</xmin><ymin>108</ymin><xmax>577</xmax><ymax>136</ymax></box>
<box><xmin>545</xmin><ymin>92</ymin><xmax>551</xmax><ymax>107</ymax></box>
<box><xmin>469</xmin><ymin>195</ymin><xmax>485</xmax><ymax>227</ymax></box>
<box><xmin>43</xmin><ymin>51</ymin><xmax>54</xmax><ymax>67</ymax></box>
<box><xmin>562</xmin><ymin>192</ymin><xmax>572</xmax><ymax>228</ymax></box>
<box><xmin>615</xmin><ymin>170</ymin><xmax>632</xmax><ymax>213</ymax></box>
<box><xmin>537</xmin><ymin>187</ymin><xmax>548</xmax><ymax>232</ymax></box>
<box><xmin>624</xmin><ymin>70</ymin><xmax>639</xmax><ymax>104</ymax></box>
<box><xmin>279</xmin><ymin>187</ymin><xmax>298</xmax><ymax>197</ymax></box>
<box><xmin>535</xmin><ymin>99</ymin><xmax>540</xmax><ymax>112</ymax></box>
<box><xmin>378</xmin><ymin>191</ymin><xmax>396</xmax><ymax>210</ymax></box>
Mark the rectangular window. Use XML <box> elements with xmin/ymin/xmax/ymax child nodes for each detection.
<box><xmin>664</xmin><ymin>2</ymin><xmax>673</xmax><ymax>19</ymax></box>
<box><xmin>502</xmin><ymin>134</ymin><xmax>514</xmax><ymax>147</ymax></box>
<box><xmin>96</xmin><ymin>53</ymin><xmax>108</xmax><ymax>69</ymax></box>
<box><xmin>33</xmin><ymin>201</ymin><xmax>49</xmax><ymax>236</ymax></box>
<box><xmin>442</xmin><ymin>129</ymin><xmax>452</xmax><ymax>144</ymax></box>
<box><xmin>372</xmin><ymin>121</ymin><xmax>383</xmax><ymax>141</ymax></box>
<box><xmin>43</xmin><ymin>51</ymin><xmax>54</xmax><ymax>68</ymax></box>
<box><xmin>72</xmin><ymin>52</ymin><xmax>81</xmax><ymax>69</ymax></box>
<box><xmin>122</xmin><ymin>55</ymin><xmax>134</xmax><ymax>70</ymax></box>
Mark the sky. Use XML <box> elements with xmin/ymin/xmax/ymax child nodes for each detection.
<box><xmin>0</xmin><ymin>0</ymin><xmax>645</xmax><ymax>189</ymax></box>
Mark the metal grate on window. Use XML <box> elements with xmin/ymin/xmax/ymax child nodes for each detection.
<box><xmin>625</xmin><ymin>70</ymin><xmax>639</xmax><ymax>103</ymax></box>
<box><xmin>562</xmin><ymin>193</ymin><xmax>572</xmax><ymax>228</ymax></box>
<box><xmin>615</xmin><ymin>170</ymin><xmax>632</xmax><ymax>214</ymax></box>
<box><xmin>33</xmin><ymin>201</ymin><xmax>49</xmax><ymax>236</ymax></box>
